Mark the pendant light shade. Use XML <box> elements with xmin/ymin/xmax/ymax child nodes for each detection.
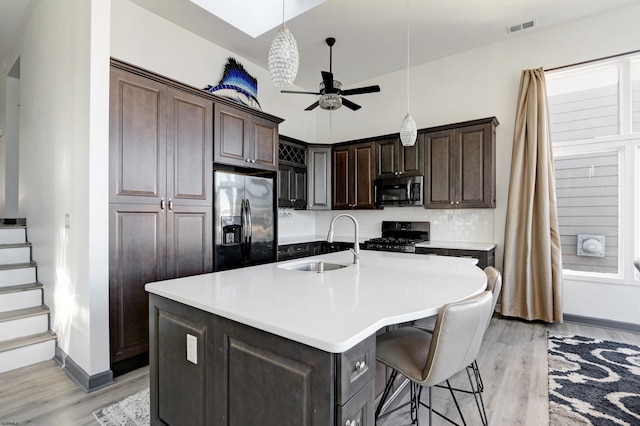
<box><xmin>399</xmin><ymin>0</ymin><xmax>416</xmax><ymax>146</ymax></box>
<box><xmin>268</xmin><ymin>2</ymin><xmax>299</xmax><ymax>88</ymax></box>
<box><xmin>400</xmin><ymin>113</ymin><xmax>417</xmax><ymax>146</ymax></box>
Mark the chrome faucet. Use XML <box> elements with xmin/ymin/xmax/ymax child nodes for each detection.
<box><xmin>327</xmin><ymin>214</ymin><xmax>360</xmax><ymax>264</ymax></box>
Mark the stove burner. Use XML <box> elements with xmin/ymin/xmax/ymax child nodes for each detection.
<box><xmin>363</xmin><ymin>221</ymin><xmax>430</xmax><ymax>253</ymax></box>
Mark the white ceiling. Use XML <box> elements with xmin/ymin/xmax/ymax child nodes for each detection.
<box><xmin>0</xmin><ymin>0</ymin><xmax>638</xmax><ymax>90</ymax></box>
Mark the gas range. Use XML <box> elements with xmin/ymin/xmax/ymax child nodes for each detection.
<box><xmin>363</xmin><ymin>221</ymin><xmax>430</xmax><ymax>253</ymax></box>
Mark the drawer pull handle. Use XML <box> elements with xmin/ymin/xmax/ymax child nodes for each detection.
<box><xmin>354</xmin><ymin>361</ymin><xmax>366</xmax><ymax>372</ymax></box>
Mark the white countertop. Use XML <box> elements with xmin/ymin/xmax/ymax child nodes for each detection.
<box><xmin>145</xmin><ymin>251</ymin><xmax>487</xmax><ymax>353</ymax></box>
<box><xmin>416</xmin><ymin>241</ymin><xmax>496</xmax><ymax>251</ymax></box>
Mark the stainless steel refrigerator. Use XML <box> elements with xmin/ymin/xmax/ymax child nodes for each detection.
<box><xmin>214</xmin><ymin>170</ymin><xmax>275</xmax><ymax>271</ymax></box>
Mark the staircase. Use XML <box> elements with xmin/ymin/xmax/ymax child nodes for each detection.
<box><xmin>0</xmin><ymin>223</ymin><xmax>56</xmax><ymax>374</ymax></box>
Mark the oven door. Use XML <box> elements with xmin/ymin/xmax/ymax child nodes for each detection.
<box><xmin>374</xmin><ymin>176</ymin><xmax>423</xmax><ymax>207</ymax></box>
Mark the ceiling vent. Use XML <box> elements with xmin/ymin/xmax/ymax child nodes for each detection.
<box><xmin>507</xmin><ymin>19</ymin><xmax>536</xmax><ymax>35</ymax></box>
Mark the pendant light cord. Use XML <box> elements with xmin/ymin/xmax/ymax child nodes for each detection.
<box><xmin>282</xmin><ymin>0</ymin><xmax>285</xmax><ymax>26</ymax></box>
<box><xmin>406</xmin><ymin>0</ymin><xmax>411</xmax><ymax>113</ymax></box>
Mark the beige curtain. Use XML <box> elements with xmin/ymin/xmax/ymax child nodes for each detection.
<box><xmin>502</xmin><ymin>68</ymin><xmax>563</xmax><ymax>323</ymax></box>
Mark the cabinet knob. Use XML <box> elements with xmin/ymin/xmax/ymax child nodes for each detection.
<box><xmin>455</xmin><ymin>201</ymin><xmax>460</xmax><ymax>205</ymax></box>
<box><xmin>394</xmin><ymin>171</ymin><xmax>398</xmax><ymax>176</ymax></box>
<box><xmin>250</xmin><ymin>159</ymin><xmax>256</xmax><ymax>164</ymax></box>
<box><xmin>450</xmin><ymin>201</ymin><xmax>454</xmax><ymax>205</ymax></box>
<box><xmin>245</xmin><ymin>158</ymin><xmax>251</xmax><ymax>162</ymax></box>
<box><xmin>354</xmin><ymin>361</ymin><xmax>366</xmax><ymax>372</ymax></box>
<box><xmin>398</xmin><ymin>171</ymin><xmax>403</xmax><ymax>175</ymax></box>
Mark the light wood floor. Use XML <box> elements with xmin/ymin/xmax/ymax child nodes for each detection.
<box><xmin>0</xmin><ymin>317</ymin><xmax>639</xmax><ymax>425</ymax></box>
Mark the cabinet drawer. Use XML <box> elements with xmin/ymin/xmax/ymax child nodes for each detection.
<box><xmin>336</xmin><ymin>335</ymin><xmax>375</xmax><ymax>405</ymax></box>
<box><xmin>337</xmin><ymin>378</ymin><xmax>375</xmax><ymax>426</ymax></box>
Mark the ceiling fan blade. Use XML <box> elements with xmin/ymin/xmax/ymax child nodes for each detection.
<box><xmin>321</xmin><ymin>71</ymin><xmax>334</xmax><ymax>92</ymax></box>
<box><xmin>305</xmin><ymin>101</ymin><xmax>320</xmax><ymax>111</ymax></box>
<box><xmin>341</xmin><ymin>97</ymin><xmax>361</xmax><ymax>111</ymax></box>
<box><xmin>340</xmin><ymin>85</ymin><xmax>381</xmax><ymax>96</ymax></box>
<box><xmin>281</xmin><ymin>90</ymin><xmax>321</xmax><ymax>95</ymax></box>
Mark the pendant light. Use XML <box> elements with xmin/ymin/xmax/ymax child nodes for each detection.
<box><xmin>399</xmin><ymin>0</ymin><xmax>417</xmax><ymax>146</ymax></box>
<box><xmin>268</xmin><ymin>0</ymin><xmax>299</xmax><ymax>88</ymax></box>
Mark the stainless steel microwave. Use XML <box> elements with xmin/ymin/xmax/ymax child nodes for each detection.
<box><xmin>374</xmin><ymin>175</ymin><xmax>424</xmax><ymax>207</ymax></box>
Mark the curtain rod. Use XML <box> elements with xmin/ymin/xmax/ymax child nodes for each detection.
<box><xmin>545</xmin><ymin>49</ymin><xmax>640</xmax><ymax>72</ymax></box>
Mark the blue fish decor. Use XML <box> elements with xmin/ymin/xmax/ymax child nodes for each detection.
<box><xmin>205</xmin><ymin>58</ymin><xmax>261</xmax><ymax>110</ymax></box>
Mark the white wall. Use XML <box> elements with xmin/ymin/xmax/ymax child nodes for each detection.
<box><xmin>109</xmin><ymin>0</ymin><xmax>316</xmax><ymax>143</ymax></box>
<box><xmin>18</xmin><ymin>0</ymin><xmax>110</xmax><ymax>376</ymax></box>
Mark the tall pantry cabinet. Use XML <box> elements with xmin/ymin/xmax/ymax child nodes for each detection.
<box><xmin>109</xmin><ymin>62</ymin><xmax>213</xmax><ymax>374</ymax></box>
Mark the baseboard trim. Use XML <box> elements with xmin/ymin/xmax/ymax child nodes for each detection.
<box><xmin>55</xmin><ymin>347</ymin><xmax>114</xmax><ymax>393</ymax></box>
<box><xmin>563</xmin><ymin>314</ymin><xmax>640</xmax><ymax>334</ymax></box>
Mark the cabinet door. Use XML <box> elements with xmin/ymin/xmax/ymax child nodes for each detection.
<box><xmin>278</xmin><ymin>166</ymin><xmax>292</xmax><ymax>206</ymax></box>
<box><xmin>250</xmin><ymin>115</ymin><xmax>278</xmax><ymax>171</ymax></box>
<box><xmin>308</xmin><ymin>146</ymin><xmax>332</xmax><ymax>210</ymax></box>
<box><xmin>292</xmin><ymin>167</ymin><xmax>307</xmax><ymax>208</ymax></box>
<box><xmin>424</xmin><ymin>129</ymin><xmax>455</xmax><ymax>208</ymax></box>
<box><xmin>166</xmin><ymin>205</ymin><xmax>213</xmax><ymax>278</ymax></box>
<box><xmin>456</xmin><ymin>123</ymin><xmax>495</xmax><ymax>208</ymax></box>
<box><xmin>109</xmin><ymin>67</ymin><xmax>167</xmax><ymax>205</ymax></box>
<box><xmin>376</xmin><ymin>138</ymin><xmax>399</xmax><ymax>178</ymax></box>
<box><xmin>109</xmin><ymin>203</ymin><xmax>167</xmax><ymax>365</ymax></box>
<box><xmin>333</xmin><ymin>146</ymin><xmax>351</xmax><ymax>209</ymax></box>
<box><xmin>352</xmin><ymin>143</ymin><xmax>376</xmax><ymax>209</ymax></box>
<box><xmin>214</xmin><ymin>103</ymin><xmax>250</xmax><ymax>167</ymax></box>
<box><xmin>401</xmin><ymin>135</ymin><xmax>423</xmax><ymax>176</ymax></box>
<box><xmin>166</xmin><ymin>88</ymin><xmax>213</xmax><ymax>208</ymax></box>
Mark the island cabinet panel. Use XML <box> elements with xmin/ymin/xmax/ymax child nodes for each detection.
<box><xmin>149</xmin><ymin>294</ymin><xmax>378</xmax><ymax>425</ymax></box>
<box><xmin>214</xmin><ymin>316</ymin><xmax>334</xmax><ymax>426</ymax></box>
<box><xmin>214</xmin><ymin>103</ymin><xmax>278</xmax><ymax>171</ymax></box>
<box><xmin>376</xmin><ymin>136</ymin><xmax>423</xmax><ymax>178</ymax></box>
<box><xmin>332</xmin><ymin>142</ymin><xmax>376</xmax><ymax>210</ymax></box>
<box><xmin>424</xmin><ymin>117</ymin><xmax>497</xmax><ymax>208</ymax></box>
<box><xmin>150</xmin><ymin>294</ymin><xmax>215</xmax><ymax>426</ymax></box>
<box><xmin>110</xmin><ymin>63</ymin><xmax>213</xmax><ymax>374</ymax></box>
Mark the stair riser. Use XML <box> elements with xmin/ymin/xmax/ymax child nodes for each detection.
<box><xmin>0</xmin><ymin>315</ymin><xmax>49</xmax><ymax>342</ymax></box>
<box><xmin>0</xmin><ymin>267</ymin><xmax>36</xmax><ymax>287</ymax></box>
<box><xmin>0</xmin><ymin>229</ymin><xmax>26</xmax><ymax>244</ymax></box>
<box><xmin>0</xmin><ymin>246</ymin><xmax>31</xmax><ymax>265</ymax></box>
<box><xmin>0</xmin><ymin>290</ymin><xmax>42</xmax><ymax>312</ymax></box>
<box><xmin>0</xmin><ymin>339</ymin><xmax>56</xmax><ymax>374</ymax></box>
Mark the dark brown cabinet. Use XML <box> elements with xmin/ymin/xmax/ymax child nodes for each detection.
<box><xmin>415</xmin><ymin>246</ymin><xmax>495</xmax><ymax>269</ymax></box>
<box><xmin>278</xmin><ymin>165</ymin><xmax>307</xmax><ymax>209</ymax></box>
<box><xmin>149</xmin><ymin>294</ymin><xmax>376</xmax><ymax>426</ymax></box>
<box><xmin>332</xmin><ymin>142</ymin><xmax>376</xmax><ymax>209</ymax></box>
<box><xmin>109</xmin><ymin>64</ymin><xmax>213</xmax><ymax>373</ymax></box>
<box><xmin>424</xmin><ymin>117</ymin><xmax>498</xmax><ymax>208</ymax></box>
<box><xmin>214</xmin><ymin>102</ymin><xmax>278</xmax><ymax>171</ymax></box>
<box><xmin>376</xmin><ymin>136</ymin><xmax>422</xmax><ymax>178</ymax></box>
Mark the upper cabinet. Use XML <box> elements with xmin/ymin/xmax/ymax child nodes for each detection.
<box><xmin>376</xmin><ymin>136</ymin><xmax>423</xmax><ymax>178</ymax></box>
<box><xmin>278</xmin><ymin>138</ymin><xmax>307</xmax><ymax>209</ymax></box>
<box><xmin>214</xmin><ymin>103</ymin><xmax>279</xmax><ymax>171</ymax></box>
<box><xmin>332</xmin><ymin>142</ymin><xmax>376</xmax><ymax>210</ymax></box>
<box><xmin>424</xmin><ymin>117</ymin><xmax>498</xmax><ymax>208</ymax></box>
<box><xmin>307</xmin><ymin>146</ymin><xmax>332</xmax><ymax>210</ymax></box>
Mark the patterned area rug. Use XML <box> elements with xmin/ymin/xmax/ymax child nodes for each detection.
<box><xmin>93</xmin><ymin>388</ymin><xmax>150</xmax><ymax>426</ymax></box>
<box><xmin>548</xmin><ymin>334</ymin><xmax>640</xmax><ymax>425</ymax></box>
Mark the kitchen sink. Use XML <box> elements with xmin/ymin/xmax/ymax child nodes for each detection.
<box><xmin>278</xmin><ymin>260</ymin><xmax>350</xmax><ymax>272</ymax></box>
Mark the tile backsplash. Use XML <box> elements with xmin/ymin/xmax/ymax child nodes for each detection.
<box><xmin>278</xmin><ymin>207</ymin><xmax>494</xmax><ymax>243</ymax></box>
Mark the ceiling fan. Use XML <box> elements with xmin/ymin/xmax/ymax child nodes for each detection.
<box><xmin>281</xmin><ymin>37</ymin><xmax>381</xmax><ymax>111</ymax></box>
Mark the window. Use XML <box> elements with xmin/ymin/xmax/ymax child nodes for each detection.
<box><xmin>547</xmin><ymin>52</ymin><xmax>640</xmax><ymax>283</ymax></box>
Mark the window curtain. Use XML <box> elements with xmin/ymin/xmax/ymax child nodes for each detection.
<box><xmin>502</xmin><ymin>68</ymin><xmax>563</xmax><ymax>323</ymax></box>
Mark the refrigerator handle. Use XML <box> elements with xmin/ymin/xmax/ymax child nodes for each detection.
<box><xmin>246</xmin><ymin>199</ymin><xmax>253</xmax><ymax>260</ymax></box>
<box><xmin>240</xmin><ymin>199</ymin><xmax>247</xmax><ymax>262</ymax></box>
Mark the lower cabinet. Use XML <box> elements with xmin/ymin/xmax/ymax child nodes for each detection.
<box><xmin>415</xmin><ymin>246</ymin><xmax>495</xmax><ymax>269</ymax></box>
<box><xmin>149</xmin><ymin>294</ymin><xmax>376</xmax><ymax>425</ymax></box>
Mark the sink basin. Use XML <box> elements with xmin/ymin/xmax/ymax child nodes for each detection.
<box><xmin>278</xmin><ymin>260</ymin><xmax>349</xmax><ymax>272</ymax></box>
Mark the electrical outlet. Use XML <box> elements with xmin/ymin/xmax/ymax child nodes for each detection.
<box><xmin>65</xmin><ymin>213</ymin><xmax>70</xmax><ymax>229</ymax></box>
<box><xmin>186</xmin><ymin>334</ymin><xmax>198</xmax><ymax>364</ymax></box>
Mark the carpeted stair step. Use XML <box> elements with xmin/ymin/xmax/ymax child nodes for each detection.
<box><xmin>0</xmin><ymin>262</ymin><xmax>37</xmax><ymax>288</ymax></box>
<box><xmin>0</xmin><ymin>282</ymin><xmax>43</xmax><ymax>313</ymax></box>
<box><xmin>0</xmin><ymin>305</ymin><xmax>51</xmax><ymax>342</ymax></box>
<box><xmin>0</xmin><ymin>331</ymin><xmax>57</xmax><ymax>375</ymax></box>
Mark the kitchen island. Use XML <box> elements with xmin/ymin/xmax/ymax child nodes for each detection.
<box><xmin>146</xmin><ymin>250</ymin><xmax>486</xmax><ymax>425</ymax></box>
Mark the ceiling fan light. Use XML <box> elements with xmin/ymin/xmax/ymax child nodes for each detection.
<box><xmin>268</xmin><ymin>24</ymin><xmax>299</xmax><ymax>88</ymax></box>
<box><xmin>400</xmin><ymin>113</ymin><xmax>417</xmax><ymax>146</ymax></box>
<box><xmin>319</xmin><ymin>93</ymin><xmax>342</xmax><ymax>110</ymax></box>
